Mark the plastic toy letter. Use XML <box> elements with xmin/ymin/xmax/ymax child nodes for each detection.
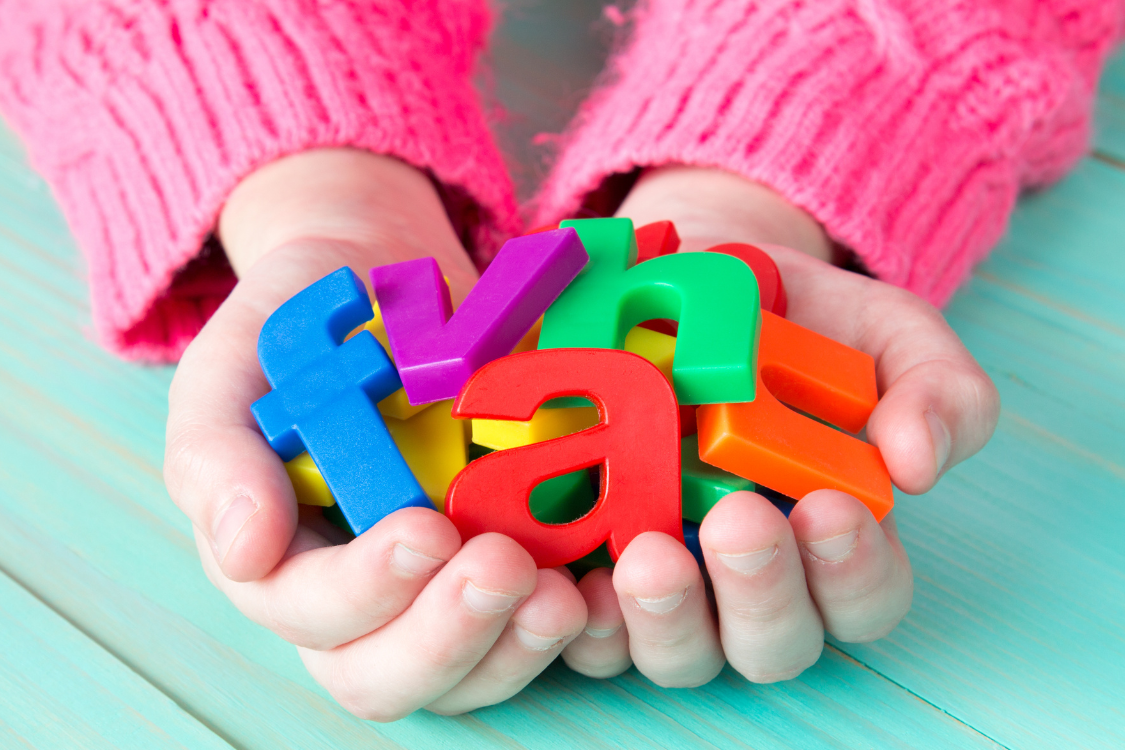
<box><xmin>371</xmin><ymin>228</ymin><xmax>589</xmax><ymax>405</ymax></box>
<box><xmin>445</xmin><ymin>348</ymin><xmax>683</xmax><ymax>568</ymax></box>
<box><xmin>251</xmin><ymin>267</ymin><xmax>433</xmax><ymax>536</ymax></box>
<box><xmin>538</xmin><ymin>218</ymin><xmax>761</xmax><ymax>405</ymax></box>
<box><xmin>706</xmin><ymin>243</ymin><xmax>788</xmax><ymax>318</ymax></box>
<box><xmin>697</xmin><ymin>311</ymin><xmax>894</xmax><ymax>521</ymax></box>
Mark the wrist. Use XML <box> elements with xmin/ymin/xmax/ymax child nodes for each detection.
<box><xmin>615</xmin><ymin>165</ymin><xmax>833</xmax><ymax>263</ymax></box>
<box><xmin>218</xmin><ymin>148</ymin><xmax>478</xmax><ymax>300</ymax></box>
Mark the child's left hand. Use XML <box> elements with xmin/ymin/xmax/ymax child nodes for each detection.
<box><xmin>163</xmin><ymin>149</ymin><xmax>589</xmax><ymax>719</ymax></box>
<box><xmin>558</xmin><ymin>166</ymin><xmax>1000</xmax><ymax>685</ymax></box>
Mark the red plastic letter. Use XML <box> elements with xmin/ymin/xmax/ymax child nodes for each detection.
<box><xmin>697</xmin><ymin>311</ymin><xmax>894</xmax><ymax>521</ymax></box>
<box><xmin>637</xmin><ymin>236</ymin><xmax>787</xmax><ymax>334</ymax></box>
<box><xmin>445</xmin><ymin>348</ymin><xmax>683</xmax><ymax>567</ymax></box>
<box><xmin>704</xmin><ymin>243</ymin><xmax>787</xmax><ymax>317</ymax></box>
<box><xmin>634</xmin><ymin>221</ymin><xmax>681</xmax><ymax>337</ymax></box>
<box><xmin>635</xmin><ymin>220</ymin><xmax>681</xmax><ymax>264</ymax></box>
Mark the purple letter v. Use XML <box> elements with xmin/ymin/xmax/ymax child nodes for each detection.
<box><xmin>371</xmin><ymin>228</ymin><xmax>588</xmax><ymax>405</ymax></box>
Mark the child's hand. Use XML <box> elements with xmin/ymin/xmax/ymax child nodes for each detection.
<box><xmin>559</xmin><ymin>166</ymin><xmax>1000</xmax><ymax>686</ymax></box>
<box><xmin>163</xmin><ymin>149</ymin><xmax>587</xmax><ymax>719</ymax></box>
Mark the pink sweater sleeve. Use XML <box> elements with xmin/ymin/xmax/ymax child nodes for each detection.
<box><xmin>537</xmin><ymin>0</ymin><xmax>1125</xmax><ymax>307</ymax></box>
<box><xmin>0</xmin><ymin>0</ymin><xmax>518</xmax><ymax>361</ymax></box>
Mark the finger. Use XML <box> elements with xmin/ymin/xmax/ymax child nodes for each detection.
<box><xmin>612</xmin><ymin>532</ymin><xmax>725</xmax><ymax>688</ymax></box>
<box><xmin>299</xmin><ymin>533</ymin><xmax>537</xmax><ymax>723</ymax></box>
<box><xmin>866</xmin><ymin>346</ymin><xmax>999</xmax><ymax>493</ymax></box>
<box><xmin>700</xmin><ymin>491</ymin><xmax>824</xmax><ymax>683</ymax></box>
<box><xmin>196</xmin><ymin>506</ymin><xmax>462</xmax><ymax>649</ymax></box>
<box><xmin>754</xmin><ymin>246</ymin><xmax>999</xmax><ymax>494</ymax></box>
<box><xmin>165</xmin><ymin>241</ymin><xmax>373</xmax><ymax>582</ymax></box>
<box><xmin>562</xmin><ymin>567</ymin><xmax>632</xmax><ymax>678</ymax></box>
<box><xmin>426</xmin><ymin>568</ymin><xmax>587</xmax><ymax>715</ymax></box>
<box><xmin>789</xmin><ymin>490</ymin><xmax>913</xmax><ymax>642</ymax></box>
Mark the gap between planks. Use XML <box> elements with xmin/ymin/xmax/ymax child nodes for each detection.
<box><xmin>0</xmin><ymin>555</ymin><xmax>250</xmax><ymax>750</ymax></box>
<box><xmin>1091</xmin><ymin>149</ymin><xmax>1125</xmax><ymax>171</ymax></box>
<box><xmin>825</xmin><ymin>644</ymin><xmax>1011</xmax><ymax>750</ymax></box>
<box><xmin>1</xmin><ymin>535</ymin><xmax>1003</xmax><ymax>750</ymax></box>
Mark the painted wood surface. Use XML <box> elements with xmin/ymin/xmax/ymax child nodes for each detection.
<box><xmin>0</xmin><ymin>569</ymin><xmax>232</xmax><ymax>750</ymax></box>
<box><xmin>0</xmin><ymin>6</ymin><xmax>1123</xmax><ymax>748</ymax></box>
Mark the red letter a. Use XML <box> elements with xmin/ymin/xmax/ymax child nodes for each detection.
<box><xmin>445</xmin><ymin>348</ymin><xmax>682</xmax><ymax>568</ymax></box>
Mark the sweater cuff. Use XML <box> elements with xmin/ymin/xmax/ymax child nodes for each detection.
<box><xmin>0</xmin><ymin>0</ymin><xmax>517</xmax><ymax>361</ymax></box>
<box><xmin>536</xmin><ymin>0</ymin><xmax>1122</xmax><ymax>307</ymax></box>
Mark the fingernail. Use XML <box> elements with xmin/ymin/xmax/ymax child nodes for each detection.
<box><xmin>584</xmin><ymin>624</ymin><xmax>622</xmax><ymax>638</ymax></box>
<box><xmin>803</xmin><ymin>530</ymin><xmax>859</xmax><ymax>562</ymax></box>
<box><xmin>462</xmin><ymin>581</ymin><xmax>521</xmax><ymax>614</ymax></box>
<box><xmin>390</xmin><ymin>543</ymin><xmax>446</xmax><ymax>577</ymax></box>
<box><xmin>212</xmin><ymin>494</ymin><xmax>258</xmax><ymax>564</ymax></box>
<box><xmin>716</xmin><ymin>545</ymin><xmax>777</xmax><ymax>575</ymax></box>
<box><xmin>635</xmin><ymin>588</ymin><xmax>687</xmax><ymax>614</ymax></box>
<box><xmin>514</xmin><ymin>624</ymin><xmax>564</xmax><ymax>651</ymax></box>
<box><xmin>926</xmin><ymin>409</ymin><xmax>952</xmax><ymax>476</ymax></box>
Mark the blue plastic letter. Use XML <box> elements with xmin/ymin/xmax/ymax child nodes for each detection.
<box><xmin>251</xmin><ymin>268</ymin><xmax>433</xmax><ymax>535</ymax></box>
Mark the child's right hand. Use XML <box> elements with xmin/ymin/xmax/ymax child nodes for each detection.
<box><xmin>555</xmin><ymin>165</ymin><xmax>1001</xmax><ymax>688</ymax></box>
<box><xmin>162</xmin><ymin>148</ymin><xmax>588</xmax><ymax>720</ymax></box>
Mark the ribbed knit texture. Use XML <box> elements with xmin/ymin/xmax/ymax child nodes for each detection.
<box><xmin>1</xmin><ymin>1</ymin><xmax>1123</xmax><ymax>361</ymax></box>
<box><xmin>537</xmin><ymin>0</ymin><xmax>1125</xmax><ymax>307</ymax></box>
<box><xmin>0</xmin><ymin>0</ymin><xmax>518</xmax><ymax>361</ymax></box>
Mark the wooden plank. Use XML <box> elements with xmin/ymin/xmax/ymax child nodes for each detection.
<box><xmin>0</xmin><ymin>516</ymin><xmax>998</xmax><ymax>750</ymax></box>
<box><xmin>0</xmin><ymin>567</ymin><xmax>232</xmax><ymax>750</ymax></box>
<box><xmin>833</xmin><ymin>157</ymin><xmax>1125</xmax><ymax>750</ymax></box>
<box><xmin>503</xmin><ymin>651</ymin><xmax>1002</xmax><ymax>750</ymax></box>
<box><xmin>0</xmin><ymin>134</ymin><xmax>996</xmax><ymax>750</ymax></box>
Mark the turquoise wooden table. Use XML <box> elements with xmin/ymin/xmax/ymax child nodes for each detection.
<box><xmin>2</xmin><ymin>4</ymin><xmax>1124</xmax><ymax>748</ymax></box>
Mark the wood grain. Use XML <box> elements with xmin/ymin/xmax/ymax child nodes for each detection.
<box><xmin>832</xmin><ymin>154</ymin><xmax>1125</xmax><ymax>750</ymax></box>
<box><xmin>0</xmin><ymin>568</ymin><xmax>231</xmax><ymax>749</ymax></box>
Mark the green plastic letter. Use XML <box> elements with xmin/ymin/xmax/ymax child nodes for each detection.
<box><xmin>538</xmin><ymin>218</ymin><xmax>761</xmax><ymax>404</ymax></box>
<box><xmin>680</xmin><ymin>434</ymin><xmax>753</xmax><ymax>523</ymax></box>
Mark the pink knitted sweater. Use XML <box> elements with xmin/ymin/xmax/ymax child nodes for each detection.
<box><xmin>0</xmin><ymin>0</ymin><xmax>1121</xmax><ymax>361</ymax></box>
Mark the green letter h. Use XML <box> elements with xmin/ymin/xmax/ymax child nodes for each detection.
<box><xmin>538</xmin><ymin>218</ymin><xmax>761</xmax><ymax>405</ymax></box>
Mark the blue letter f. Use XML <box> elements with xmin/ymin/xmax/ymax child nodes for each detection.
<box><xmin>251</xmin><ymin>267</ymin><xmax>433</xmax><ymax>535</ymax></box>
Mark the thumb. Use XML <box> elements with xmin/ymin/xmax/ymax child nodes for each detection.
<box><xmin>166</xmin><ymin>150</ymin><xmax>475</xmax><ymax>581</ymax></box>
